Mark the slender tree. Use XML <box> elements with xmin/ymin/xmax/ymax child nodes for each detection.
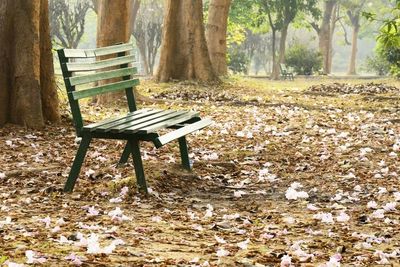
<box><xmin>0</xmin><ymin>0</ymin><xmax>60</xmax><ymax>128</ymax></box>
<box><xmin>49</xmin><ymin>0</ymin><xmax>92</xmax><ymax>48</ymax></box>
<box><xmin>133</xmin><ymin>0</ymin><xmax>163</xmax><ymax>75</ymax></box>
<box><xmin>261</xmin><ymin>0</ymin><xmax>319</xmax><ymax>79</ymax></box>
<box><xmin>343</xmin><ymin>0</ymin><xmax>367</xmax><ymax>75</ymax></box>
<box><xmin>156</xmin><ymin>0</ymin><xmax>219</xmax><ymax>82</ymax></box>
<box><xmin>206</xmin><ymin>0</ymin><xmax>232</xmax><ymax>76</ymax></box>
<box><xmin>310</xmin><ymin>0</ymin><xmax>337</xmax><ymax>74</ymax></box>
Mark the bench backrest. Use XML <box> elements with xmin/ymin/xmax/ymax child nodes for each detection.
<box><xmin>57</xmin><ymin>43</ymin><xmax>138</xmax><ymax>136</ymax></box>
<box><xmin>280</xmin><ymin>63</ymin><xmax>288</xmax><ymax>73</ymax></box>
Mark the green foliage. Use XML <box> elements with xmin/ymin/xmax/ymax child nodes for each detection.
<box><xmin>365</xmin><ymin>0</ymin><xmax>400</xmax><ymax>77</ymax></box>
<box><xmin>228</xmin><ymin>46</ymin><xmax>250</xmax><ymax>74</ymax></box>
<box><xmin>0</xmin><ymin>256</ymin><xmax>8</xmax><ymax>265</ymax></box>
<box><xmin>285</xmin><ymin>43</ymin><xmax>322</xmax><ymax>75</ymax></box>
<box><xmin>259</xmin><ymin>0</ymin><xmax>320</xmax><ymax>31</ymax></box>
<box><xmin>363</xmin><ymin>53</ymin><xmax>391</xmax><ymax>75</ymax></box>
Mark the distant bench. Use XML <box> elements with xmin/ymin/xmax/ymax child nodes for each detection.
<box><xmin>280</xmin><ymin>64</ymin><xmax>294</xmax><ymax>80</ymax></box>
<box><xmin>57</xmin><ymin>43</ymin><xmax>212</xmax><ymax>194</ymax></box>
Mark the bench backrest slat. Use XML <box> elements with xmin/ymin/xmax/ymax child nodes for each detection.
<box><xmin>69</xmin><ymin>67</ymin><xmax>137</xmax><ymax>86</ymax></box>
<box><xmin>63</xmin><ymin>43</ymin><xmax>134</xmax><ymax>58</ymax></box>
<box><xmin>71</xmin><ymin>78</ymin><xmax>139</xmax><ymax>100</ymax></box>
<box><xmin>66</xmin><ymin>55</ymin><xmax>134</xmax><ymax>72</ymax></box>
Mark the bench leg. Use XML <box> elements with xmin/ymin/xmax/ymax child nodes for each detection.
<box><xmin>64</xmin><ymin>136</ymin><xmax>91</xmax><ymax>193</ymax></box>
<box><xmin>178</xmin><ymin>136</ymin><xmax>191</xmax><ymax>171</ymax></box>
<box><xmin>118</xmin><ymin>142</ymin><xmax>131</xmax><ymax>165</ymax></box>
<box><xmin>129</xmin><ymin>140</ymin><xmax>148</xmax><ymax>194</ymax></box>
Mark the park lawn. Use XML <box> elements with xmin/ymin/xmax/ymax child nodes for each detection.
<box><xmin>0</xmin><ymin>77</ymin><xmax>399</xmax><ymax>266</ymax></box>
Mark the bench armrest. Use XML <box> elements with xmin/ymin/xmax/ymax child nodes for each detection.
<box><xmin>153</xmin><ymin>118</ymin><xmax>213</xmax><ymax>148</ymax></box>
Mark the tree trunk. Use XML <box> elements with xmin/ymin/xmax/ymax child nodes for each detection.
<box><xmin>278</xmin><ymin>24</ymin><xmax>289</xmax><ymax>65</ymax></box>
<box><xmin>348</xmin><ymin>23</ymin><xmax>359</xmax><ymax>75</ymax></box>
<box><xmin>0</xmin><ymin>0</ymin><xmax>59</xmax><ymax>128</ymax></box>
<box><xmin>271</xmin><ymin>29</ymin><xmax>280</xmax><ymax>80</ymax></box>
<box><xmin>95</xmin><ymin>0</ymin><xmax>132</xmax><ymax>104</ymax></box>
<box><xmin>317</xmin><ymin>0</ymin><xmax>336</xmax><ymax>74</ymax></box>
<box><xmin>129</xmin><ymin>0</ymin><xmax>140</xmax><ymax>34</ymax></box>
<box><xmin>155</xmin><ymin>0</ymin><xmax>219</xmax><ymax>82</ymax></box>
<box><xmin>327</xmin><ymin>4</ymin><xmax>338</xmax><ymax>74</ymax></box>
<box><xmin>206</xmin><ymin>0</ymin><xmax>231</xmax><ymax>76</ymax></box>
<box><xmin>138</xmin><ymin>41</ymin><xmax>150</xmax><ymax>75</ymax></box>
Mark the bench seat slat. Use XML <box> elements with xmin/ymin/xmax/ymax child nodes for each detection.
<box><xmin>66</xmin><ymin>55</ymin><xmax>135</xmax><ymax>72</ymax></box>
<box><xmin>108</xmin><ymin>110</ymin><xmax>184</xmax><ymax>133</ymax></box>
<box><xmin>69</xmin><ymin>67</ymin><xmax>137</xmax><ymax>86</ymax></box>
<box><xmin>138</xmin><ymin>112</ymin><xmax>200</xmax><ymax>133</ymax></box>
<box><xmin>154</xmin><ymin>119</ymin><xmax>213</xmax><ymax>148</ymax></box>
<box><xmin>92</xmin><ymin>109</ymin><xmax>165</xmax><ymax>132</ymax></box>
<box><xmin>71</xmin><ymin>78</ymin><xmax>139</xmax><ymax>100</ymax></box>
<box><xmin>82</xmin><ymin>108</ymin><xmax>152</xmax><ymax>131</ymax></box>
<box><xmin>122</xmin><ymin>111</ymin><xmax>189</xmax><ymax>134</ymax></box>
<box><xmin>97</xmin><ymin>110</ymin><xmax>176</xmax><ymax>132</ymax></box>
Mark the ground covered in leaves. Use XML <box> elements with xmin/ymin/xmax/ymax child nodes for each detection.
<box><xmin>1</xmin><ymin>77</ymin><xmax>400</xmax><ymax>266</ymax></box>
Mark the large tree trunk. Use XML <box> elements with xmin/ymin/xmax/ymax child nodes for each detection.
<box><xmin>95</xmin><ymin>0</ymin><xmax>132</xmax><ymax>104</ymax></box>
<box><xmin>317</xmin><ymin>0</ymin><xmax>337</xmax><ymax>75</ymax></box>
<box><xmin>0</xmin><ymin>0</ymin><xmax>59</xmax><ymax>128</ymax></box>
<box><xmin>348</xmin><ymin>23</ymin><xmax>359</xmax><ymax>75</ymax></box>
<box><xmin>155</xmin><ymin>0</ymin><xmax>219</xmax><ymax>82</ymax></box>
<box><xmin>206</xmin><ymin>0</ymin><xmax>231</xmax><ymax>76</ymax></box>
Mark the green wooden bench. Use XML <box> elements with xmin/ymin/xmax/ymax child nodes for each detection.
<box><xmin>280</xmin><ymin>64</ymin><xmax>294</xmax><ymax>80</ymax></box>
<box><xmin>57</xmin><ymin>43</ymin><xmax>212</xmax><ymax>194</ymax></box>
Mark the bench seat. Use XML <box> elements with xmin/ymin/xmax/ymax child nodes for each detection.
<box><xmin>82</xmin><ymin>108</ymin><xmax>211</xmax><ymax>148</ymax></box>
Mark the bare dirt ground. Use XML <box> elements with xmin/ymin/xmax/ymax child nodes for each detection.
<box><xmin>1</xmin><ymin>77</ymin><xmax>399</xmax><ymax>266</ymax></box>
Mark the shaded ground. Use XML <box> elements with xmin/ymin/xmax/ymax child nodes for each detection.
<box><xmin>0</xmin><ymin>77</ymin><xmax>400</xmax><ymax>266</ymax></box>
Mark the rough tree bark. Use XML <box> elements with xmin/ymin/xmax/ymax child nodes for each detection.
<box><xmin>206</xmin><ymin>0</ymin><xmax>231</xmax><ymax>76</ymax></box>
<box><xmin>0</xmin><ymin>0</ymin><xmax>60</xmax><ymax>128</ymax></box>
<box><xmin>95</xmin><ymin>0</ymin><xmax>133</xmax><ymax>104</ymax></box>
<box><xmin>156</xmin><ymin>0</ymin><xmax>219</xmax><ymax>82</ymax></box>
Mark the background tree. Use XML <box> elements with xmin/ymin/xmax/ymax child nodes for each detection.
<box><xmin>0</xmin><ymin>0</ymin><xmax>60</xmax><ymax>128</ymax></box>
<box><xmin>276</xmin><ymin>0</ymin><xmax>319</xmax><ymax>70</ymax></box>
<box><xmin>156</xmin><ymin>0</ymin><xmax>219</xmax><ymax>82</ymax></box>
<box><xmin>310</xmin><ymin>0</ymin><xmax>338</xmax><ymax>74</ymax></box>
<box><xmin>133</xmin><ymin>0</ymin><xmax>163</xmax><ymax>75</ymax></box>
<box><xmin>342</xmin><ymin>0</ymin><xmax>367</xmax><ymax>75</ymax></box>
<box><xmin>260</xmin><ymin>0</ymin><xmax>319</xmax><ymax>79</ymax></box>
<box><xmin>95</xmin><ymin>0</ymin><xmax>134</xmax><ymax>104</ymax></box>
<box><xmin>260</xmin><ymin>1</ymin><xmax>280</xmax><ymax>79</ymax></box>
<box><xmin>206</xmin><ymin>0</ymin><xmax>232</xmax><ymax>76</ymax></box>
<box><xmin>49</xmin><ymin>0</ymin><xmax>92</xmax><ymax>48</ymax></box>
<box><xmin>227</xmin><ymin>0</ymin><xmax>271</xmax><ymax>75</ymax></box>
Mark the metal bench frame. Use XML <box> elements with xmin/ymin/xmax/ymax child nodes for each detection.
<box><xmin>57</xmin><ymin>43</ymin><xmax>212</xmax><ymax>194</ymax></box>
